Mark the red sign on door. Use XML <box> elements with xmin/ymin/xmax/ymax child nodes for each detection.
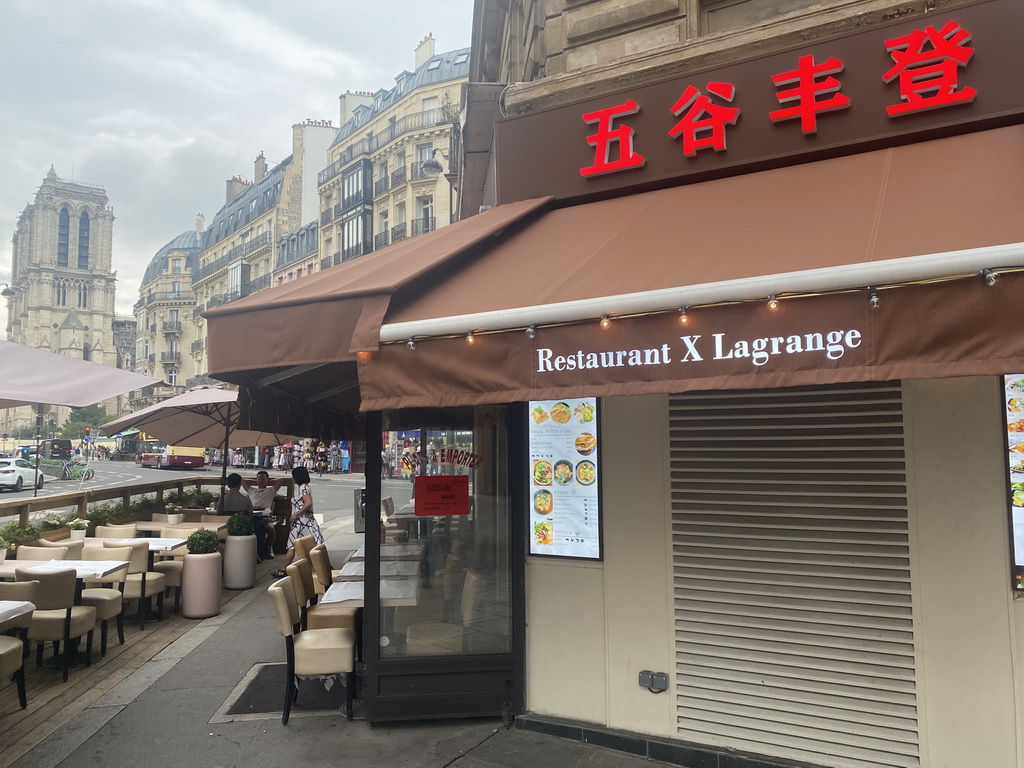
<box><xmin>414</xmin><ymin>475</ymin><xmax>470</xmax><ymax>516</ymax></box>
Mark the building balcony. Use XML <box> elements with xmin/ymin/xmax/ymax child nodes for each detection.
<box><xmin>147</xmin><ymin>353</ymin><xmax>156</xmax><ymax>364</ymax></box>
<box><xmin>342</xmin><ymin>243</ymin><xmax>365</xmax><ymax>262</ymax></box>
<box><xmin>186</xmin><ymin>374</ymin><xmax>219</xmax><ymax>389</ymax></box>
<box><xmin>160</xmin><ymin>351</ymin><xmax>181</xmax><ymax>363</ymax></box>
<box><xmin>391</xmin><ymin>166</ymin><xmax>407</xmax><ymax>187</ymax></box>
<box><xmin>334</xmin><ymin>203</ymin><xmax>344</xmax><ymax>220</ymax></box>
<box><xmin>193</xmin><ymin>304</ymin><xmax>205</xmax><ymax>319</ymax></box>
<box><xmin>320</xmin><ymin>208</ymin><xmax>334</xmax><ymax>225</ymax></box>
<box><xmin>374</xmin><ymin>231</ymin><xmax>389</xmax><ymax>250</ymax></box>
<box><xmin>190</xmin><ymin>339</ymin><xmax>206</xmax><ymax>353</ymax></box>
<box><xmin>149</xmin><ymin>324</ymin><xmax>157</xmax><ymax>333</ymax></box>
<box><xmin>391</xmin><ymin>223</ymin><xmax>407</xmax><ymax>243</ymax></box>
<box><xmin>248</xmin><ymin>273</ymin><xmax>272</xmax><ymax>293</ymax></box>
<box><xmin>342</xmin><ymin>189</ymin><xmax>373</xmax><ymax>211</ymax></box>
<box><xmin>412</xmin><ymin>218</ymin><xmax>436</xmax><ymax>237</ymax></box>
<box><xmin>244</xmin><ymin>232</ymin><xmax>272</xmax><ymax>255</ymax></box>
<box><xmin>162</xmin><ymin>321</ymin><xmax>182</xmax><ymax>333</ymax></box>
<box><xmin>410</xmin><ymin>162</ymin><xmax>434</xmax><ymax>182</ymax></box>
<box><xmin>374</xmin><ymin>177</ymin><xmax>389</xmax><ymax>197</ymax></box>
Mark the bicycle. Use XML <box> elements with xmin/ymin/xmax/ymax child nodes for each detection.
<box><xmin>59</xmin><ymin>461</ymin><xmax>95</xmax><ymax>482</ymax></box>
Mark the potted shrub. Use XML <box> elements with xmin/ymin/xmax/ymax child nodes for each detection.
<box><xmin>223</xmin><ymin>512</ymin><xmax>256</xmax><ymax>590</ymax></box>
<box><xmin>181</xmin><ymin>529</ymin><xmax>222</xmax><ymax>619</ymax></box>
<box><xmin>66</xmin><ymin>517</ymin><xmax>90</xmax><ymax>540</ymax></box>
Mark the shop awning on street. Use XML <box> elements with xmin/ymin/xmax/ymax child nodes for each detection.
<box><xmin>207</xmin><ymin>126</ymin><xmax>1024</xmax><ymax>426</ymax></box>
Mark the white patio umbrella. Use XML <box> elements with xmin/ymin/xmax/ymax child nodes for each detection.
<box><xmin>101</xmin><ymin>385</ymin><xmax>299</xmax><ymax>492</ymax></box>
<box><xmin>0</xmin><ymin>339</ymin><xmax>161</xmax><ymax>409</ymax></box>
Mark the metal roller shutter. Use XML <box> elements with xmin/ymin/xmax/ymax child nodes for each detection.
<box><xmin>670</xmin><ymin>382</ymin><xmax>918</xmax><ymax>768</ymax></box>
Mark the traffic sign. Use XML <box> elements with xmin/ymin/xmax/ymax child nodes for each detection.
<box><xmin>115</xmin><ymin>433</ymin><xmax>123</xmax><ymax>439</ymax></box>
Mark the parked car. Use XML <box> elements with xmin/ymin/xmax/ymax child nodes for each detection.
<box><xmin>0</xmin><ymin>457</ymin><xmax>45</xmax><ymax>492</ymax></box>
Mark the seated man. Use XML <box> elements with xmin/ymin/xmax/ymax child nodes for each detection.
<box><xmin>243</xmin><ymin>470</ymin><xmax>285</xmax><ymax>560</ymax></box>
<box><xmin>217</xmin><ymin>472</ymin><xmax>266</xmax><ymax>560</ymax></box>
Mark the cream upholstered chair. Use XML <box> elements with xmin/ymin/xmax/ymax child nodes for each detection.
<box><xmin>80</xmin><ymin>546</ymin><xmax>131</xmax><ymax>656</ymax></box>
<box><xmin>309</xmin><ymin>545</ymin><xmax>362</xmax><ymax>659</ymax></box>
<box><xmin>199</xmin><ymin>515</ymin><xmax>228</xmax><ymax>545</ymax></box>
<box><xmin>0</xmin><ymin>580</ymin><xmax>35</xmax><ymax>708</ymax></box>
<box><xmin>36</xmin><ymin>538</ymin><xmax>85</xmax><ymax>558</ymax></box>
<box><xmin>292</xmin><ymin>535</ymin><xmax>317</xmax><ymax>565</ymax></box>
<box><xmin>15</xmin><ymin>567</ymin><xmax>97</xmax><ymax>682</ymax></box>
<box><xmin>267</xmin><ymin>578</ymin><xmax>356</xmax><ymax>723</ymax></box>
<box><xmin>94</xmin><ymin>524</ymin><xmax>138</xmax><ymax>539</ymax></box>
<box><xmin>285</xmin><ymin>558</ymin><xmax>362</xmax><ymax>663</ymax></box>
<box><xmin>16</xmin><ymin>545</ymin><xmax>67</xmax><ymax>561</ymax></box>
<box><xmin>309</xmin><ymin>544</ymin><xmax>343</xmax><ymax>590</ymax></box>
<box><xmin>152</xmin><ymin>527</ymin><xmax>199</xmax><ymax>615</ymax></box>
<box><xmin>105</xmin><ymin>539</ymin><xmax>165</xmax><ymax>629</ymax></box>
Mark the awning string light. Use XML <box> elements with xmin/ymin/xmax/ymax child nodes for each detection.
<box><xmin>425</xmin><ymin>267</ymin><xmax>1020</xmax><ymax>351</ymax></box>
<box><xmin>406</xmin><ymin>338</ymin><xmax>416</xmax><ymax>350</ymax></box>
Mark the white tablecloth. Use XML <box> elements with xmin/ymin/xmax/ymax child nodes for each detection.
<box><xmin>0</xmin><ymin>559</ymin><xmax>130</xmax><ymax>580</ymax></box>
<box><xmin>0</xmin><ymin>600</ymin><xmax>34</xmax><ymax>624</ymax></box>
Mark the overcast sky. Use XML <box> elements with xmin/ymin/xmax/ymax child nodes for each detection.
<box><xmin>0</xmin><ymin>0</ymin><xmax>474</xmax><ymax>327</ymax></box>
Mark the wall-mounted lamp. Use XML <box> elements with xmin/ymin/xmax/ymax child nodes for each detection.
<box><xmin>525</xmin><ymin>325</ymin><xmax>537</xmax><ymax>339</ymax></box>
<box><xmin>981</xmin><ymin>268</ymin><xmax>999</xmax><ymax>286</ymax></box>
<box><xmin>0</xmin><ymin>283</ymin><xmax>14</xmax><ymax>298</ymax></box>
<box><xmin>420</xmin><ymin>148</ymin><xmax>449</xmax><ymax>177</ymax></box>
<box><xmin>767</xmin><ymin>295</ymin><xmax>779</xmax><ymax>311</ymax></box>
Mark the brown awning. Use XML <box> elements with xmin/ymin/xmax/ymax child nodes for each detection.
<box><xmin>206</xmin><ymin>126</ymin><xmax>1024</xmax><ymax>429</ymax></box>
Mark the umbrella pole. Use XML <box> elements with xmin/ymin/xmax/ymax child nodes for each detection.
<box><xmin>220</xmin><ymin>418</ymin><xmax>230</xmax><ymax>501</ymax></box>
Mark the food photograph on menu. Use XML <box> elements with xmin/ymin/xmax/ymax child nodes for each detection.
<box><xmin>1006</xmin><ymin>375</ymin><xmax>1024</xmax><ymax>585</ymax></box>
<box><xmin>528</xmin><ymin>397</ymin><xmax>601</xmax><ymax>559</ymax></box>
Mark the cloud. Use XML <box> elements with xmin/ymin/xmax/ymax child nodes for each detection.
<box><xmin>0</xmin><ymin>0</ymin><xmax>473</xmax><ymax>321</ymax></box>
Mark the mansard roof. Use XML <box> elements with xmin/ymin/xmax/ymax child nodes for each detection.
<box><xmin>331</xmin><ymin>47</ymin><xmax>470</xmax><ymax>147</ymax></box>
<box><xmin>200</xmin><ymin>157</ymin><xmax>291</xmax><ymax>251</ymax></box>
<box><xmin>142</xmin><ymin>229</ymin><xmax>203</xmax><ymax>285</ymax></box>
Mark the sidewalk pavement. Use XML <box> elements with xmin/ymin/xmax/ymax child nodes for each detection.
<box><xmin>12</xmin><ymin>547</ymin><xmax>673</xmax><ymax>768</ymax></box>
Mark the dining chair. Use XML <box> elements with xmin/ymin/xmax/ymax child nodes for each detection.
<box><xmin>16</xmin><ymin>545</ymin><xmax>67</xmax><ymax>561</ymax></box>
<box><xmin>94</xmin><ymin>524</ymin><xmax>138</xmax><ymax>539</ymax></box>
<box><xmin>309</xmin><ymin>545</ymin><xmax>363</xmax><ymax>660</ymax></box>
<box><xmin>36</xmin><ymin>538</ymin><xmax>85</xmax><ymax>558</ymax></box>
<box><xmin>0</xmin><ymin>580</ymin><xmax>36</xmax><ymax>708</ymax></box>
<box><xmin>199</xmin><ymin>515</ymin><xmax>228</xmax><ymax>545</ymax></box>
<box><xmin>309</xmin><ymin>544</ymin><xmax>342</xmax><ymax>590</ymax></box>
<box><xmin>293</xmin><ymin>535</ymin><xmax>317</xmax><ymax>565</ymax></box>
<box><xmin>285</xmin><ymin>558</ymin><xmax>361</xmax><ymax>635</ymax></box>
<box><xmin>80</xmin><ymin>546</ymin><xmax>131</xmax><ymax>656</ymax></box>
<box><xmin>105</xmin><ymin>539</ymin><xmax>164</xmax><ymax>630</ymax></box>
<box><xmin>15</xmin><ymin>567</ymin><xmax>97</xmax><ymax>682</ymax></box>
<box><xmin>152</xmin><ymin>527</ymin><xmax>199</xmax><ymax>615</ymax></box>
<box><xmin>267</xmin><ymin>578</ymin><xmax>356</xmax><ymax>724</ymax></box>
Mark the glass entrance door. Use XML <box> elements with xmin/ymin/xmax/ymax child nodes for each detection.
<box><xmin>362</xmin><ymin>405</ymin><xmax>525</xmax><ymax>722</ymax></box>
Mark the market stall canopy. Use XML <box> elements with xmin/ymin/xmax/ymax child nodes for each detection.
<box><xmin>206</xmin><ymin>126</ymin><xmax>1024</xmax><ymax>424</ymax></box>
<box><xmin>0</xmin><ymin>340</ymin><xmax>160</xmax><ymax>410</ymax></box>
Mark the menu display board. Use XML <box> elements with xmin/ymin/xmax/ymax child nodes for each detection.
<box><xmin>528</xmin><ymin>398</ymin><xmax>601</xmax><ymax>559</ymax></box>
<box><xmin>1006</xmin><ymin>375</ymin><xmax>1024</xmax><ymax>585</ymax></box>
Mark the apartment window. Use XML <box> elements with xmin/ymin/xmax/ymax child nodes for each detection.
<box><xmin>171</xmin><ymin>281</ymin><xmax>181</xmax><ymax>298</ymax></box>
<box><xmin>168</xmin><ymin>368</ymin><xmax>178</xmax><ymax>386</ymax></box>
<box><xmin>454</xmin><ymin>52</ymin><xmax>469</xmax><ymax>65</ymax></box>
<box><xmin>169</xmin><ymin>309</ymin><xmax>179</xmax><ymax>323</ymax></box>
<box><xmin>423</xmin><ymin>96</ymin><xmax>439</xmax><ymax>112</ymax></box>
<box><xmin>57</xmin><ymin>208</ymin><xmax>70</xmax><ymax>267</ymax></box>
<box><xmin>172</xmin><ymin>259</ymin><xmax>182</xmax><ymax>274</ymax></box>
<box><xmin>78</xmin><ymin>211</ymin><xmax>90</xmax><ymax>269</ymax></box>
<box><xmin>701</xmin><ymin>0</ymin><xmax>822</xmax><ymax>34</ymax></box>
<box><xmin>417</xmin><ymin>196</ymin><xmax>434</xmax><ymax>221</ymax></box>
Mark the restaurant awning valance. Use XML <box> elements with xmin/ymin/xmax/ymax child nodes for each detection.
<box><xmin>207</xmin><ymin>125</ymin><xmax>1024</xmax><ymax>427</ymax></box>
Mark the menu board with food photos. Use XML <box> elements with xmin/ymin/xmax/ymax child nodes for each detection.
<box><xmin>1006</xmin><ymin>375</ymin><xmax>1024</xmax><ymax>581</ymax></box>
<box><xmin>528</xmin><ymin>398</ymin><xmax>601</xmax><ymax>559</ymax></box>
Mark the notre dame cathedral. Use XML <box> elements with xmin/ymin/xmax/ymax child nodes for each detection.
<box><xmin>3</xmin><ymin>167</ymin><xmax>124</xmax><ymax>432</ymax></box>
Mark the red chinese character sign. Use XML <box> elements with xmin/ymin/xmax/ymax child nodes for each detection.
<box><xmin>769</xmin><ymin>55</ymin><xmax>851</xmax><ymax>134</ymax></box>
<box><xmin>580</xmin><ymin>99</ymin><xmax>646</xmax><ymax>177</ymax></box>
<box><xmin>883</xmin><ymin>20</ymin><xmax>976</xmax><ymax>116</ymax></box>
<box><xmin>500</xmin><ymin>2</ymin><xmax>1022</xmax><ymax>204</ymax></box>
<box><xmin>669</xmin><ymin>82</ymin><xmax>740</xmax><ymax>156</ymax></box>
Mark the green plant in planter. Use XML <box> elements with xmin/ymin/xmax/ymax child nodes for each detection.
<box><xmin>86</xmin><ymin>504</ymin><xmax>115</xmax><ymax>525</ymax></box>
<box><xmin>66</xmin><ymin>517</ymin><xmax>90</xmax><ymax>531</ymax></box>
<box><xmin>189</xmin><ymin>489</ymin><xmax>216</xmax><ymax>508</ymax></box>
<box><xmin>186</xmin><ymin>529</ymin><xmax>220</xmax><ymax>555</ymax></box>
<box><xmin>0</xmin><ymin>522</ymin><xmax>41</xmax><ymax>548</ymax></box>
<box><xmin>226</xmin><ymin>511</ymin><xmax>254</xmax><ymax>537</ymax></box>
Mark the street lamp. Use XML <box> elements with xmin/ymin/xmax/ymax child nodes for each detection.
<box><xmin>419</xmin><ymin>149</ymin><xmax>458</xmax><ymax>224</ymax></box>
<box><xmin>0</xmin><ymin>283</ymin><xmax>14</xmax><ymax>298</ymax></box>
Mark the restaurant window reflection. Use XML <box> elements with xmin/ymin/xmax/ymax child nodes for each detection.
<box><xmin>379</xmin><ymin>406</ymin><xmax>513</xmax><ymax>657</ymax></box>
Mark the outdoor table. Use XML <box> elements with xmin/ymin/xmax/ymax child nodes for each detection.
<box><xmin>0</xmin><ymin>599</ymin><xmax>34</xmax><ymax>626</ymax></box>
<box><xmin>136</xmin><ymin>521</ymin><xmax>226</xmax><ymax>535</ymax></box>
<box><xmin>0</xmin><ymin>559</ymin><xmax>129</xmax><ymax>582</ymax></box>
<box><xmin>337</xmin><ymin>560</ymin><xmax>419</xmax><ymax>581</ymax></box>
<box><xmin>323</xmin><ymin>579</ymin><xmax>419</xmax><ymax>607</ymax></box>
<box><xmin>349</xmin><ymin>541</ymin><xmax>426</xmax><ymax>562</ymax></box>
<box><xmin>84</xmin><ymin>537</ymin><xmax>187</xmax><ymax>570</ymax></box>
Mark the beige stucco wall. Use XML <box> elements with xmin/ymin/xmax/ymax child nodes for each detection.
<box><xmin>904</xmin><ymin>377</ymin><xmax>1022</xmax><ymax>768</ymax></box>
<box><xmin>525</xmin><ymin>393</ymin><xmax>674</xmax><ymax>735</ymax></box>
<box><xmin>526</xmin><ymin>379</ymin><xmax>1024</xmax><ymax>767</ymax></box>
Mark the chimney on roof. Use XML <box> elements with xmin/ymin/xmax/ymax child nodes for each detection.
<box><xmin>415</xmin><ymin>33</ymin><xmax>436</xmax><ymax>69</ymax></box>
<box><xmin>254</xmin><ymin>152</ymin><xmax>267</xmax><ymax>183</ymax></box>
<box><xmin>196</xmin><ymin>213</ymin><xmax>206</xmax><ymax>236</ymax></box>
<box><xmin>225</xmin><ymin>177</ymin><xmax>249</xmax><ymax>205</ymax></box>
<box><xmin>338</xmin><ymin>90</ymin><xmax>373</xmax><ymax>125</ymax></box>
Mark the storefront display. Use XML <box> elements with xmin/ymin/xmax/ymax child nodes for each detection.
<box><xmin>528</xmin><ymin>397</ymin><xmax>601</xmax><ymax>559</ymax></box>
<box><xmin>1006</xmin><ymin>374</ymin><xmax>1024</xmax><ymax>586</ymax></box>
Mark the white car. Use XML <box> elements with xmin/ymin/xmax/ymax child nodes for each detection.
<box><xmin>0</xmin><ymin>458</ymin><xmax>45</xmax><ymax>492</ymax></box>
